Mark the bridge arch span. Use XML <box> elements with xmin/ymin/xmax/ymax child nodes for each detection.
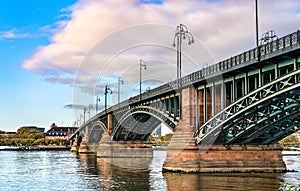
<box><xmin>195</xmin><ymin>69</ymin><xmax>300</xmax><ymax>145</ymax></box>
<box><xmin>87</xmin><ymin>121</ymin><xmax>107</xmax><ymax>144</ymax></box>
<box><xmin>111</xmin><ymin>106</ymin><xmax>177</xmax><ymax>141</ymax></box>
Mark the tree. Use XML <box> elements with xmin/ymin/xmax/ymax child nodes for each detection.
<box><xmin>15</xmin><ymin>127</ymin><xmax>43</xmax><ymax>139</ymax></box>
<box><xmin>16</xmin><ymin>127</ymin><xmax>30</xmax><ymax>137</ymax></box>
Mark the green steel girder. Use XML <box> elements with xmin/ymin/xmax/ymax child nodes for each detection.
<box><xmin>124</xmin><ymin>114</ymin><xmax>150</xmax><ymax>141</ymax></box>
<box><xmin>123</xmin><ymin>115</ymin><xmax>145</xmax><ymax>141</ymax></box>
<box><xmin>261</xmin><ymin>115</ymin><xmax>300</xmax><ymax>144</ymax></box>
<box><xmin>87</xmin><ymin>121</ymin><xmax>107</xmax><ymax>144</ymax></box>
<box><xmin>195</xmin><ymin>69</ymin><xmax>300</xmax><ymax>145</ymax></box>
<box><xmin>113</xmin><ymin>114</ymin><xmax>146</xmax><ymax>141</ymax></box>
<box><xmin>111</xmin><ymin>106</ymin><xmax>177</xmax><ymax>141</ymax></box>
<box><xmin>224</xmin><ymin>92</ymin><xmax>300</xmax><ymax>144</ymax></box>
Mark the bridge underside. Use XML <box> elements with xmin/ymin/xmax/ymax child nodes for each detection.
<box><xmin>224</xmin><ymin>89</ymin><xmax>300</xmax><ymax>145</ymax></box>
<box><xmin>87</xmin><ymin>124</ymin><xmax>106</xmax><ymax>144</ymax></box>
<box><xmin>113</xmin><ymin>113</ymin><xmax>160</xmax><ymax>141</ymax></box>
<box><xmin>111</xmin><ymin>106</ymin><xmax>177</xmax><ymax>141</ymax></box>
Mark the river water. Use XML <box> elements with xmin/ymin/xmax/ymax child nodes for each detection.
<box><xmin>0</xmin><ymin>150</ymin><xmax>299</xmax><ymax>191</ymax></box>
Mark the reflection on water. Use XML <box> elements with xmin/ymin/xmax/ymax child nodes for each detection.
<box><xmin>0</xmin><ymin>150</ymin><xmax>299</xmax><ymax>191</ymax></box>
<box><xmin>78</xmin><ymin>151</ymin><xmax>299</xmax><ymax>191</ymax></box>
<box><xmin>164</xmin><ymin>173</ymin><xmax>282</xmax><ymax>191</ymax></box>
<box><xmin>78</xmin><ymin>150</ymin><xmax>167</xmax><ymax>191</ymax></box>
<box><xmin>281</xmin><ymin>155</ymin><xmax>300</xmax><ymax>188</ymax></box>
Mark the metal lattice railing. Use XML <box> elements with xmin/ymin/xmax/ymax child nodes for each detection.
<box><xmin>128</xmin><ymin>30</ymin><xmax>300</xmax><ymax>106</ymax></box>
<box><xmin>225</xmin><ymin>89</ymin><xmax>300</xmax><ymax>144</ymax></box>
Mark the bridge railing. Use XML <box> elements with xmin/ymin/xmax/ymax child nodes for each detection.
<box><xmin>134</xmin><ymin>30</ymin><xmax>300</xmax><ymax>102</ymax></box>
<box><xmin>112</xmin><ymin>30</ymin><xmax>300</xmax><ymax>111</ymax></box>
<box><xmin>180</xmin><ymin>30</ymin><xmax>300</xmax><ymax>88</ymax></box>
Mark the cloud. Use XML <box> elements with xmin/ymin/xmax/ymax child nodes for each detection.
<box><xmin>45</xmin><ymin>76</ymin><xmax>75</xmax><ymax>84</ymax></box>
<box><xmin>21</xmin><ymin>0</ymin><xmax>300</xmax><ymax>92</ymax></box>
<box><xmin>0</xmin><ymin>29</ymin><xmax>29</xmax><ymax>40</ymax></box>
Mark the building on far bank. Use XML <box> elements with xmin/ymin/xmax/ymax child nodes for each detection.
<box><xmin>45</xmin><ymin>124</ymin><xmax>77</xmax><ymax>139</ymax></box>
<box><xmin>0</xmin><ymin>132</ymin><xmax>15</xmax><ymax>139</ymax></box>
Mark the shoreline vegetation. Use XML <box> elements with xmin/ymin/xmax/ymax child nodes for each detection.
<box><xmin>0</xmin><ymin>128</ymin><xmax>299</xmax><ymax>151</ymax></box>
<box><xmin>0</xmin><ymin>127</ymin><xmax>69</xmax><ymax>149</ymax></box>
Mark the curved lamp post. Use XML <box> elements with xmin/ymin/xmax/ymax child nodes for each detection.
<box><xmin>118</xmin><ymin>77</ymin><xmax>124</xmax><ymax>105</ymax></box>
<box><xmin>104</xmin><ymin>85</ymin><xmax>113</xmax><ymax>111</ymax></box>
<box><xmin>140</xmin><ymin>60</ymin><xmax>147</xmax><ymax>100</ymax></box>
<box><xmin>95</xmin><ymin>96</ymin><xmax>100</xmax><ymax>113</ymax></box>
<box><xmin>173</xmin><ymin>24</ymin><xmax>194</xmax><ymax>85</ymax></box>
<box><xmin>173</xmin><ymin>24</ymin><xmax>194</xmax><ymax>120</ymax></box>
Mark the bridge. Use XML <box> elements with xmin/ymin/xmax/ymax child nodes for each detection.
<box><xmin>69</xmin><ymin>30</ymin><xmax>300</xmax><ymax>172</ymax></box>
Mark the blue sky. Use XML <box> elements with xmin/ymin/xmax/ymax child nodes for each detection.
<box><xmin>0</xmin><ymin>0</ymin><xmax>77</xmax><ymax>131</ymax></box>
<box><xmin>0</xmin><ymin>0</ymin><xmax>299</xmax><ymax>132</ymax></box>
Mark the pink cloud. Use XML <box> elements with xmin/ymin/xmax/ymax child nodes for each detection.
<box><xmin>20</xmin><ymin>0</ymin><xmax>300</xmax><ymax>85</ymax></box>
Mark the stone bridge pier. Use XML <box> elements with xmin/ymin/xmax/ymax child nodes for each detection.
<box><xmin>162</xmin><ymin>86</ymin><xmax>286</xmax><ymax>173</ymax></box>
<box><xmin>71</xmin><ymin>124</ymin><xmax>154</xmax><ymax>169</ymax></box>
<box><xmin>96</xmin><ymin>131</ymin><xmax>153</xmax><ymax>169</ymax></box>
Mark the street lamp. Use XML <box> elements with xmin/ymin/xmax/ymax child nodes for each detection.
<box><xmin>255</xmin><ymin>0</ymin><xmax>259</xmax><ymax>48</ymax></box>
<box><xmin>83</xmin><ymin>107</ymin><xmax>87</xmax><ymax>124</ymax></box>
<box><xmin>95</xmin><ymin>96</ymin><xmax>100</xmax><ymax>113</ymax></box>
<box><xmin>173</xmin><ymin>24</ymin><xmax>194</xmax><ymax>85</ymax></box>
<box><xmin>73</xmin><ymin>121</ymin><xmax>78</xmax><ymax>128</ymax></box>
<box><xmin>88</xmin><ymin>104</ymin><xmax>92</xmax><ymax>121</ymax></box>
<box><xmin>140</xmin><ymin>59</ymin><xmax>147</xmax><ymax>100</ymax></box>
<box><xmin>173</xmin><ymin>24</ymin><xmax>194</xmax><ymax>120</ymax></box>
<box><xmin>104</xmin><ymin>85</ymin><xmax>113</xmax><ymax>111</ymax></box>
<box><xmin>118</xmin><ymin>76</ymin><xmax>124</xmax><ymax>105</ymax></box>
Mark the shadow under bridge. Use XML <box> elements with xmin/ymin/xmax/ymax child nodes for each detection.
<box><xmin>110</xmin><ymin>106</ymin><xmax>178</xmax><ymax>141</ymax></box>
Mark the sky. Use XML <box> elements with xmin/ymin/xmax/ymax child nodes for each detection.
<box><xmin>0</xmin><ymin>0</ymin><xmax>300</xmax><ymax>132</ymax></box>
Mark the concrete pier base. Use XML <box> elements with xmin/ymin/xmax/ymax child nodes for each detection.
<box><xmin>70</xmin><ymin>134</ymin><xmax>79</xmax><ymax>152</ymax></box>
<box><xmin>70</xmin><ymin>145</ymin><xmax>78</xmax><ymax>152</ymax></box>
<box><xmin>78</xmin><ymin>136</ymin><xmax>94</xmax><ymax>154</ymax></box>
<box><xmin>96</xmin><ymin>132</ymin><xmax>153</xmax><ymax>169</ymax></box>
<box><xmin>163</xmin><ymin>125</ymin><xmax>286</xmax><ymax>173</ymax></box>
<box><xmin>70</xmin><ymin>139</ymin><xmax>78</xmax><ymax>152</ymax></box>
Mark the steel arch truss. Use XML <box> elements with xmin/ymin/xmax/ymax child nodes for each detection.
<box><xmin>195</xmin><ymin>70</ymin><xmax>300</xmax><ymax>145</ymax></box>
<box><xmin>87</xmin><ymin>121</ymin><xmax>107</xmax><ymax>144</ymax></box>
<box><xmin>111</xmin><ymin>106</ymin><xmax>177</xmax><ymax>141</ymax></box>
